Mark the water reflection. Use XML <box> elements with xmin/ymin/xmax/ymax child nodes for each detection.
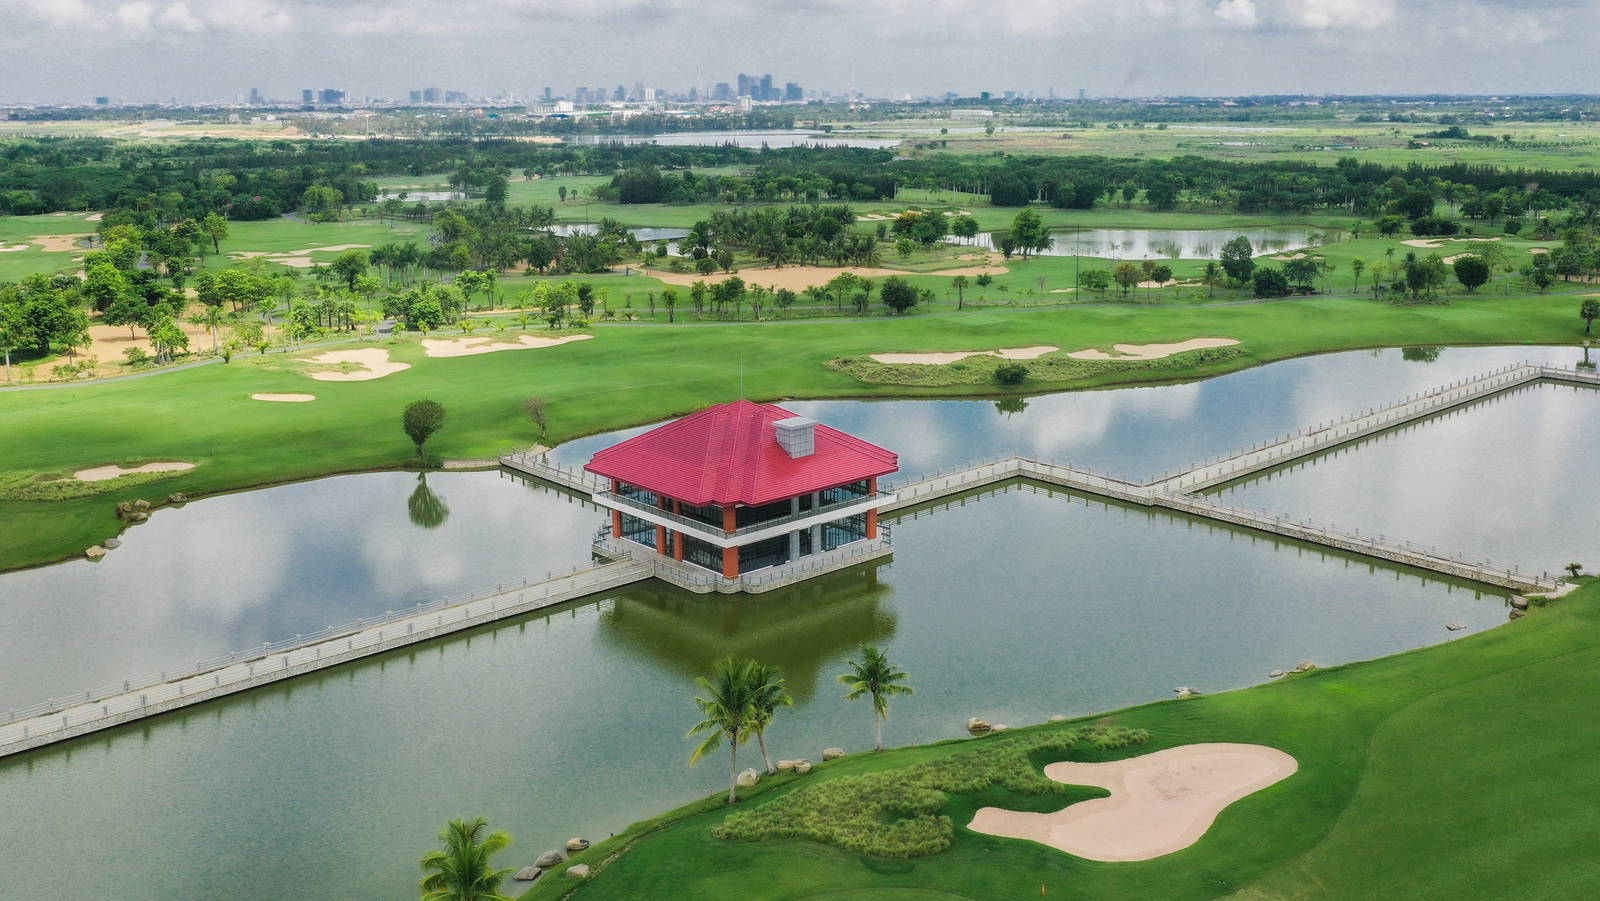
<box><xmin>1401</xmin><ymin>346</ymin><xmax>1443</xmax><ymax>363</ymax></box>
<box><xmin>406</xmin><ymin>474</ymin><xmax>450</xmax><ymax>529</ymax></box>
<box><xmin>596</xmin><ymin>564</ymin><xmax>895</xmax><ymax>703</ymax></box>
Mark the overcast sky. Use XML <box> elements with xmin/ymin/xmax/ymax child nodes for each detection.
<box><xmin>0</xmin><ymin>0</ymin><xmax>1595</xmax><ymax>103</ymax></box>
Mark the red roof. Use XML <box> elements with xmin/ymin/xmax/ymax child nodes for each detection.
<box><xmin>585</xmin><ymin>400</ymin><xmax>898</xmax><ymax>507</ymax></box>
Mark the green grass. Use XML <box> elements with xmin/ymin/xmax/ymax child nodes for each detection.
<box><xmin>522</xmin><ymin>579</ymin><xmax>1600</xmax><ymax>901</ymax></box>
<box><xmin>0</xmin><ymin>292</ymin><xmax>1591</xmax><ymax>571</ymax></box>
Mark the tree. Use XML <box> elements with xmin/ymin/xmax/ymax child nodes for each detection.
<box><xmin>747</xmin><ymin>662</ymin><xmax>793</xmax><ymax>775</ymax></box>
<box><xmin>1149</xmin><ymin>264</ymin><xmax>1174</xmax><ymax>285</ymax></box>
<box><xmin>1007</xmin><ymin>208</ymin><xmax>1052</xmax><ymax>258</ymax></box>
<box><xmin>994</xmin><ymin>362</ymin><xmax>1027</xmax><ymax>385</ymax></box>
<box><xmin>418</xmin><ymin>817</ymin><xmax>514</xmax><ymax>901</ymax></box>
<box><xmin>1111</xmin><ymin>262</ymin><xmax>1141</xmax><ymax>296</ymax></box>
<box><xmin>1252</xmin><ymin>267</ymin><xmax>1291</xmax><ymax>298</ymax></box>
<box><xmin>837</xmin><ymin>646</ymin><xmax>914</xmax><ymax>751</ymax></box>
<box><xmin>1219</xmin><ymin>236</ymin><xmax>1255</xmax><ymax>283</ymax></box>
<box><xmin>403</xmin><ymin>400</ymin><xmax>446</xmax><ymax>457</ymax></box>
<box><xmin>1566</xmin><ymin>563</ymin><xmax>1585</xmax><ymax>579</ymax></box>
<box><xmin>879</xmin><ymin>276</ymin><xmax>918</xmax><ymax>314</ymax></box>
<box><xmin>1582</xmin><ymin>299</ymin><xmax>1600</xmax><ymax>334</ymax></box>
<box><xmin>201</xmin><ymin>212</ymin><xmax>229</xmax><ymax>254</ymax></box>
<box><xmin>1350</xmin><ymin>258</ymin><xmax>1366</xmax><ymax>291</ymax></box>
<box><xmin>951</xmin><ymin>275</ymin><xmax>968</xmax><ymax>310</ymax></box>
<box><xmin>1453</xmin><ymin>255</ymin><xmax>1490</xmax><ymax>293</ymax></box>
<box><xmin>1201</xmin><ymin>261</ymin><xmax>1221</xmax><ymax>297</ymax></box>
<box><xmin>331</xmin><ymin>250</ymin><xmax>370</xmax><ymax>292</ymax></box>
<box><xmin>0</xmin><ymin>296</ymin><xmax>23</xmax><ymax>382</ymax></box>
<box><xmin>524</xmin><ymin>396</ymin><xmax>548</xmax><ymax>440</ymax></box>
<box><xmin>688</xmin><ymin>656</ymin><xmax>757</xmax><ymax>805</ymax></box>
<box><xmin>147</xmin><ymin>315</ymin><xmax>188</xmax><ymax>363</ymax></box>
<box><xmin>1078</xmin><ymin>269</ymin><xmax>1110</xmax><ymax>295</ymax></box>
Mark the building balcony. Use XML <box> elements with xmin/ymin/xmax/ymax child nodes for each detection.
<box><xmin>590</xmin><ymin>488</ymin><xmax>895</xmax><ymax>548</ymax></box>
<box><xmin>593</xmin><ymin>528</ymin><xmax>893</xmax><ymax>595</ymax></box>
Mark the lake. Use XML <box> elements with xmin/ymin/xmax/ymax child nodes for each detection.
<box><xmin>967</xmin><ymin>226</ymin><xmax>1325</xmax><ymax>260</ymax></box>
<box><xmin>0</xmin><ymin>344</ymin><xmax>1592</xmax><ymax>899</ymax></box>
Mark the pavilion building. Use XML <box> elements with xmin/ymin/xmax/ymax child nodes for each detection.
<box><xmin>584</xmin><ymin>400</ymin><xmax>898</xmax><ymax>592</ymax></box>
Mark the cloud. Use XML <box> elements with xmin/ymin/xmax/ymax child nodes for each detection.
<box><xmin>1215</xmin><ymin>0</ymin><xmax>1258</xmax><ymax>27</ymax></box>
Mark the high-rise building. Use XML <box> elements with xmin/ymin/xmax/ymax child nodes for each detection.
<box><xmin>422</xmin><ymin>87</ymin><xmax>443</xmax><ymax>103</ymax></box>
<box><xmin>784</xmin><ymin>82</ymin><xmax>802</xmax><ymax>102</ymax></box>
<box><xmin>445</xmin><ymin>90</ymin><xmax>468</xmax><ymax>103</ymax></box>
<box><xmin>318</xmin><ymin>89</ymin><xmax>345</xmax><ymax>105</ymax></box>
<box><xmin>713</xmin><ymin>82</ymin><xmax>732</xmax><ymax>101</ymax></box>
<box><xmin>543</xmin><ymin>86</ymin><xmax>553</xmax><ymax>101</ymax></box>
<box><xmin>94</xmin><ymin>96</ymin><xmax>109</xmax><ymax>106</ymax></box>
<box><xmin>613</xmin><ymin>85</ymin><xmax>625</xmax><ymax>102</ymax></box>
<box><xmin>759</xmin><ymin>74</ymin><xmax>773</xmax><ymax>102</ymax></box>
<box><xmin>249</xmin><ymin>88</ymin><xmax>263</xmax><ymax>105</ymax></box>
<box><xmin>302</xmin><ymin>89</ymin><xmax>314</xmax><ymax>104</ymax></box>
<box><xmin>737</xmin><ymin>73</ymin><xmax>753</xmax><ymax>98</ymax></box>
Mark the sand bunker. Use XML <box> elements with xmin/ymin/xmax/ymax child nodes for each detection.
<box><xmin>252</xmin><ymin>393</ymin><xmax>316</xmax><ymax>402</ymax></box>
<box><xmin>1401</xmin><ymin>239</ymin><xmax>1446</xmax><ymax>249</ymax></box>
<box><xmin>30</xmin><ymin>233</ymin><xmax>92</xmax><ymax>252</ymax></box>
<box><xmin>1068</xmin><ymin>337</ymin><xmax>1239</xmax><ymax>361</ymax></box>
<box><xmin>301</xmin><ymin>348</ymin><xmax>410</xmax><ymax>381</ymax></box>
<box><xmin>421</xmin><ymin>333</ymin><xmax>593</xmax><ymax>358</ymax></box>
<box><xmin>229</xmin><ymin>244</ymin><xmax>373</xmax><ymax>269</ymax></box>
<box><xmin>1529</xmin><ymin>247</ymin><xmax>1549</xmax><ymax>254</ymax></box>
<box><xmin>968</xmin><ymin>743</ymin><xmax>1297</xmax><ymax>862</ymax></box>
<box><xmin>75</xmin><ymin>461</ymin><xmax>195</xmax><ymax>482</ymax></box>
<box><xmin>1272</xmin><ymin>252</ymin><xmax>1309</xmax><ymax>261</ymax></box>
<box><xmin>84</xmin><ymin>213</ymin><xmax>103</xmax><ymax>222</ymax></box>
<box><xmin>0</xmin><ymin>244</ymin><xmax>27</xmax><ymax>252</ymax></box>
<box><xmin>871</xmin><ymin>345</ymin><xmax>1059</xmax><ymax>365</ymax></box>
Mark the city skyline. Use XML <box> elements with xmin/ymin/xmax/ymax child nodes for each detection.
<box><xmin>2</xmin><ymin>0</ymin><xmax>1598</xmax><ymax>104</ymax></box>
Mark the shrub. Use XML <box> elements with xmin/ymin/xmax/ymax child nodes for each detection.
<box><xmin>713</xmin><ymin>725</ymin><xmax>1148</xmax><ymax>858</ymax></box>
<box><xmin>993</xmin><ymin>362</ymin><xmax>1028</xmax><ymax>386</ymax></box>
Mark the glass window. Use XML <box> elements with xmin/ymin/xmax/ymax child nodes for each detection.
<box><xmin>738</xmin><ymin>534</ymin><xmax>792</xmax><ymax>572</ymax></box>
<box><xmin>819</xmin><ymin>480</ymin><xmax>870</xmax><ymax>507</ymax></box>
<box><xmin>681</xmin><ymin>535</ymin><xmax>722</xmax><ymax>572</ymax></box>
<box><xmin>822</xmin><ymin>513</ymin><xmax>867</xmax><ymax>551</ymax></box>
<box><xmin>619</xmin><ymin>514</ymin><xmax>657</xmax><ymax>548</ymax></box>
<box><xmin>735</xmin><ymin>498</ymin><xmax>793</xmax><ymax>529</ymax></box>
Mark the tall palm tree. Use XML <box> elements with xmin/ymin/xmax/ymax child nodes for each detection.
<box><xmin>418</xmin><ymin>817</ymin><xmax>514</xmax><ymax>901</ymax></box>
<box><xmin>747</xmin><ymin>662</ymin><xmax>793</xmax><ymax>775</ymax></box>
<box><xmin>688</xmin><ymin>656</ymin><xmax>757</xmax><ymax>805</ymax></box>
<box><xmin>838</xmin><ymin>646</ymin><xmax>914</xmax><ymax>751</ymax></box>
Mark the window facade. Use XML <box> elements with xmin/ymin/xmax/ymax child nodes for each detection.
<box><xmin>681</xmin><ymin>534</ymin><xmax>722</xmax><ymax>572</ymax></box>
<box><xmin>619</xmin><ymin>513</ymin><xmax>656</xmax><ymax>548</ymax></box>
<box><xmin>738</xmin><ymin>534</ymin><xmax>792</xmax><ymax>573</ymax></box>
<box><xmin>820</xmin><ymin>480</ymin><xmax>871</xmax><ymax>507</ymax></box>
<box><xmin>822</xmin><ymin>513</ymin><xmax>867</xmax><ymax>551</ymax></box>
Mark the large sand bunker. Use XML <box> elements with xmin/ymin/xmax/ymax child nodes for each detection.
<box><xmin>252</xmin><ymin>393</ymin><xmax>316</xmax><ymax>402</ymax></box>
<box><xmin>74</xmin><ymin>461</ymin><xmax>196</xmax><ymax>482</ymax></box>
<box><xmin>871</xmin><ymin>345</ymin><xmax>1059</xmax><ymax>365</ymax></box>
<box><xmin>421</xmin><ymin>333</ymin><xmax>593</xmax><ymax>358</ymax></box>
<box><xmin>968</xmin><ymin>743</ymin><xmax>1297</xmax><ymax>861</ymax></box>
<box><xmin>229</xmin><ymin>244</ymin><xmax>373</xmax><ymax>269</ymax></box>
<box><xmin>301</xmin><ymin>348</ymin><xmax>410</xmax><ymax>381</ymax></box>
<box><xmin>30</xmin><ymin>234</ymin><xmax>92</xmax><ymax>252</ymax></box>
<box><xmin>1067</xmin><ymin>337</ymin><xmax>1240</xmax><ymax>361</ymax></box>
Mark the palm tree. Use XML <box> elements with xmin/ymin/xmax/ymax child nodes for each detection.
<box><xmin>747</xmin><ymin>662</ymin><xmax>793</xmax><ymax>774</ymax></box>
<box><xmin>837</xmin><ymin>646</ymin><xmax>914</xmax><ymax>751</ymax></box>
<box><xmin>418</xmin><ymin>817</ymin><xmax>514</xmax><ymax>901</ymax></box>
<box><xmin>688</xmin><ymin>656</ymin><xmax>757</xmax><ymax>805</ymax></box>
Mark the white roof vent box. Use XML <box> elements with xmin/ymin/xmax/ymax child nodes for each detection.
<box><xmin>773</xmin><ymin>417</ymin><xmax>817</xmax><ymax>458</ymax></box>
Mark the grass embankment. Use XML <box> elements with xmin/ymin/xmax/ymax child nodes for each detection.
<box><xmin>0</xmin><ymin>294</ymin><xmax>1587</xmax><ymax>571</ymax></box>
<box><xmin>523</xmin><ymin>580</ymin><xmax>1600</xmax><ymax>901</ymax></box>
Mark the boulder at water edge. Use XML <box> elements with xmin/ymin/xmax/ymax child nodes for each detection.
<box><xmin>794</xmin><ymin>760</ymin><xmax>813</xmax><ymax>775</ymax></box>
<box><xmin>84</xmin><ymin>546</ymin><xmax>106</xmax><ymax>560</ymax></box>
<box><xmin>822</xmin><ymin>748</ymin><xmax>846</xmax><ymax>761</ymax></box>
<box><xmin>168</xmin><ymin>493</ymin><xmax>188</xmax><ymax>504</ymax></box>
<box><xmin>535</xmin><ymin>850</ymin><xmax>564</xmax><ymax>868</ymax></box>
<box><xmin>1048</xmin><ymin>714</ymin><xmax>1068</xmax><ymax>722</ymax></box>
<box><xmin>967</xmin><ymin>717</ymin><xmax>992</xmax><ymax>735</ymax></box>
<box><xmin>567</xmin><ymin>864</ymin><xmax>591</xmax><ymax>878</ymax></box>
<box><xmin>777</xmin><ymin>759</ymin><xmax>796</xmax><ymax>771</ymax></box>
<box><xmin>103</xmin><ymin>537</ymin><xmax>122</xmax><ymax>549</ymax></box>
<box><xmin>737</xmin><ymin>768</ymin><xmax>761</xmax><ymax>788</ymax></box>
<box><xmin>513</xmin><ymin>866</ymin><xmax>541</xmax><ymax>882</ymax></box>
<box><xmin>565</xmin><ymin>837</ymin><xmax>590</xmax><ymax>853</ymax></box>
<box><xmin>133</xmin><ymin>499</ymin><xmax>151</xmax><ymax>511</ymax></box>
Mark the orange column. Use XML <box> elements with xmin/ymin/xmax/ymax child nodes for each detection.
<box><xmin>866</xmin><ymin>478</ymin><xmax>878</xmax><ymax>539</ymax></box>
<box><xmin>610</xmin><ymin>510</ymin><xmax>622</xmax><ymax>539</ymax></box>
<box><xmin>673</xmin><ymin>531</ymin><xmax>685</xmax><ymax>561</ymax></box>
<box><xmin>655</xmin><ymin>524</ymin><xmax>667</xmax><ymax>554</ymax></box>
<box><xmin>722</xmin><ymin>505</ymin><xmax>737</xmax><ymax>533</ymax></box>
<box><xmin>722</xmin><ymin>546</ymin><xmax>739</xmax><ymax>580</ymax></box>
